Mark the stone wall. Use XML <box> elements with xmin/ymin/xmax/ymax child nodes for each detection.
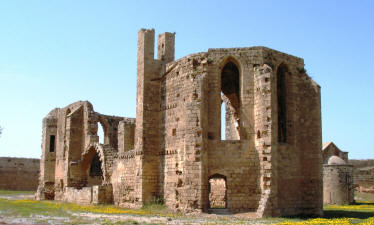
<box><xmin>64</xmin><ymin>186</ymin><xmax>93</xmax><ymax>204</ymax></box>
<box><xmin>111</xmin><ymin>151</ymin><xmax>137</xmax><ymax>208</ymax></box>
<box><xmin>208</xmin><ymin>140</ymin><xmax>260</xmax><ymax>211</ymax></box>
<box><xmin>64</xmin><ymin>185</ymin><xmax>113</xmax><ymax>205</ymax></box>
<box><xmin>349</xmin><ymin>160</ymin><xmax>374</xmax><ymax>191</ymax></box>
<box><xmin>350</xmin><ymin>159</ymin><xmax>374</xmax><ymax>168</ymax></box>
<box><xmin>203</xmin><ymin>47</ymin><xmax>322</xmax><ymax>216</ymax></box>
<box><xmin>353</xmin><ymin>166</ymin><xmax>374</xmax><ymax>192</ymax></box>
<box><xmin>37</xmin><ymin>101</ymin><xmax>128</xmax><ymax>203</ymax></box>
<box><xmin>160</xmin><ymin>53</ymin><xmax>209</xmax><ymax>211</ymax></box>
<box><xmin>117</xmin><ymin>119</ymin><xmax>135</xmax><ymax>154</ymax></box>
<box><xmin>109</xmin><ymin>38</ymin><xmax>322</xmax><ymax>216</ymax></box>
<box><xmin>0</xmin><ymin>157</ymin><xmax>40</xmax><ymax>191</ymax></box>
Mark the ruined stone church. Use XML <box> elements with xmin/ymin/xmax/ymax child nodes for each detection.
<box><xmin>37</xmin><ymin>29</ymin><xmax>323</xmax><ymax>217</ymax></box>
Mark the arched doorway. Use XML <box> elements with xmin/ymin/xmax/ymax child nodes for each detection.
<box><xmin>208</xmin><ymin>174</ymin><xmax>227</xmax><ymax>209</ymax></box>
<box><xmin>81</xmin><ymin>147</ymin><xmax>104</xmax><ymax>187</ymax></box>
<box><xmin>87</xmin><ymin>152</ymin><xmax>103</xmax><ymax>186</ymax></box>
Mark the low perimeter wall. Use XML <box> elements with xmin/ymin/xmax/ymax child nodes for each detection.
<box><xmin>64</xmin><ymin>185</ymin><xmax>113</xmax><ymax>205</ymax></box>
<box><xmin>0</xmin><ymin>157</ymin><xmax>40</xmax><ymax>191</ymax></box>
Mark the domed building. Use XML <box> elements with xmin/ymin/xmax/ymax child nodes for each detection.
<box><xmin>322</xmin><ymin>142</ymin><xmax>354</xmax><ymax>205</ymax></box>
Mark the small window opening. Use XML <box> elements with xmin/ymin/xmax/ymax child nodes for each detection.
<box><xmin>277</xmin><ymin>64</ymin><xmax>288</xmax><ymax>143</ymax></box>
<box><xmin>49</xmin><ymin>135</ymin><xmax>55</xmax><ymax>152</ymax></box>
<box><xmin>172</xmin><ymin>128</ymin><xmax>177</xmax><ymax>136</ymax></box>
<box><xmin>209</xmin><ymin>174</ymin><xmax>227</xmax><ymax>209</ymax></box>
<box><xmin>257</xmin><ymin>130</ymin><xmax>261</xmax><ymax>139</ymax></box>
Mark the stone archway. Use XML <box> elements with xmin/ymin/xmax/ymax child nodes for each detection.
<box><xmin>87</xmin><ymin>152</ymin><xmax>103</xmax><ymax>186</ymax></box>
<box><xmin>81</xmin><ymin>143</ymin><xmax>110</xmax><ymax>186</ymax></box>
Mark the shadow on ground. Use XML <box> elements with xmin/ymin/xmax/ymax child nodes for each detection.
<box><xmin>323</xmin><ymin>210</ymin><xmax>374</xmax><ymax>219</ymax></box>
<box><xmin>323</xmin><ymin>202</ymin><xmax>374</xmax><ymax>219</ymax></box>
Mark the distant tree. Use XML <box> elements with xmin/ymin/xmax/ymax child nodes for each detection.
<box><xmin>0</xmin><ymin>126</ymin><xmax>2</xmax><ymax>137</ymax></box>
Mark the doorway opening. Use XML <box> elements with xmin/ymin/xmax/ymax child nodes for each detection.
<box><xmin>87</xmin><ymin>152</ymin><xmax>103</xmax><ymax>186</ymax></box>
<box><xmin>208</xmin><ymin>174</ymin><xmax>227</xmax><ymax>209</ymax></box>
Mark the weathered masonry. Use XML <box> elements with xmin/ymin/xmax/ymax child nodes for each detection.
<box><xmin>0</xmin><ymin>157</ymin><xmax>40</xmax><ymax>191</ymax></box>
<box><xmin>36</xmin><ymin>101</ymin><xmax>129</xmax><ymax>203</ymax></box>
<box><xmin>37</xmin><ymin>29</ymin><xmax>323</xmax><ymax>217</ymax></box>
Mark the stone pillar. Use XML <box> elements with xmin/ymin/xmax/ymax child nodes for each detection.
<box><xmin>118</xmin><ymin>120</ymin><xmax>135</xmax><ymax>154</ymax></box>
<box><xmin>182</xmin><ymin>72</ymin><xmax>209</xmax><ymax>211</ymax></box>
<box><xmin>134</xmin><ymin>29</ymin><xmax>163</xmax><ymax>204</ymax></box>
<box><xmin>157</xmin><ymin>32</ymin><xmax>175</xmax><ymax>63</ymax></box>
<box><xmin>254</xmin><ymin>64</ymin><xmax>278</xmax><ymax>217</ymax></box>
<box><xmin>65</xmin><ymin>106</ymin><xmax>85</xmax><ymax>188</ymax></box>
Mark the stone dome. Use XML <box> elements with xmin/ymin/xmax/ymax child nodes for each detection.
<box><xmin>327</xmin><ymin>155</ymin><xmax>346</xmax><ymax>165</ymax></box>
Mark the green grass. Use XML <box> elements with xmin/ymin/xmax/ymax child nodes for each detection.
<box><xmin>0</xmin><ymin>189</ymin><xmax>34</xmax><ymax>195</ymax></box>
<box><xmin>0</xmin><ymin>198</ymin><xmax>177</xmax><ymax>217</ymax></box>
<box><xmin>0</xmin><ymin>198</ymin><xmax>69</xmax><ymax>217</ymax></box>
<box><xmin>0</xmin><ymin>198</ymin><xmax>168</xmax><ymax>224</ymax></box>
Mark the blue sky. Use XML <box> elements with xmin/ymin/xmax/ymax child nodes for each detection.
<box><xmin>0</xmin><ymin>0</ymin><xmax>373</xmax><ymax>159</ymax></box>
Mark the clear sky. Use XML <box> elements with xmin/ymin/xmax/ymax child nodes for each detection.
<box><xmin>0</xmin><ymin>0</ymin><xmax>373</xmax><ymax>159</ymax></box>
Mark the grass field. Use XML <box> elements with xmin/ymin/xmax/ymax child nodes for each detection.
<box><xmin>2</xmin><ymin>190</ymin><xmax>374</xmax><ymax>224</ymax></box>
<box><xmin>0</xmin><ymin>190</ymin><xmax>34</xmax><ymax>195</ymax></box>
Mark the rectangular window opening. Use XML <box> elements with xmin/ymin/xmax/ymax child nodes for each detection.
<box><xmin>49</xmin><ymin>135</ymin><xmax>55</xmax><ymax>152</ymax></box>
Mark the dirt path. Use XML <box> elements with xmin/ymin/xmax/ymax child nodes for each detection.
<box><xmin>0</xmin><ymin>213</ymin><xmax>268</xmax><ymax>225</ymax></box>
<box><xmin>0</xmin><ymin>211</ymin><xmax>267</xmax><ymax>225</ymax></box>
<box><xmin>0</xmin><ymin>194</ymin><xmax>35</xmax><ymax>201</ymax></box>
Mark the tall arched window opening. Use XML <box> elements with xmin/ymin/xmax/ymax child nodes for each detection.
<box><xmin>277</xmin><ymin>64</ymin><xmax>288</xmax><ymax>143</ymax></box>
<box><xmin>221</xmin><ymin>61</ymin><xmax>240</xmax><ymax>140</ymax></box>
<box><xmin>98</xmin><ymin>122</ymin><xmax>104</xmax><ymax>144</ymax></box>
<box><xmin>221</xmin><ymin>95</ymin><xmax>226</xmax><ymax>140</ymax></box>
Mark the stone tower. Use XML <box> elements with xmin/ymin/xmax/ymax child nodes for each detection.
<box><xmin>322</xmin><ymin>142</ymin><xmax>354</xmax><ymax>205</ymax></box>
<box><xmin>36</xmin><ymin>108</ymin><xmax>58</xmax><ymax>200</ymax></box>
<box><xmin>133</xmin><ymin>29</ymin><xmax>176</xmax><ymax>204</ymax></box>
